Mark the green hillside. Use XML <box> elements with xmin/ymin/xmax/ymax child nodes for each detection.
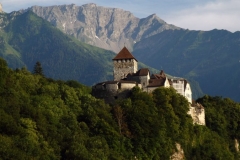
<box><xmin>0</xmin><ymin>11</ymin><xmax>159</xmax><ymax>86</ymax></box>
<box><xmin>0</xmin><ymin>11</ymin><xmax>116</xmax><ymax>85</ymax></box>
<box><xmin>133</xmin><ymin>29</ymin><xmax>240</xmax><ymax>101</ymax></box>
<box><xmin>0</xmin><ymin>57</ymin><xmax>239</xmax><ymax>159</ymax></box>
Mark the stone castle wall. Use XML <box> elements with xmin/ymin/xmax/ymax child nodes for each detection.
<box><xmin>113</xmin><ymin>59</ymin><xmax>137</xmax><ymax>81</ymax></box>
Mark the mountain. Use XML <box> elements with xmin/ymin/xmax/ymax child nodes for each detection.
<box><xmin>3</xmin><ymin>3</ymin><xmax>239</xmax><ymax>100</ymax></box>
<box><xmin>132</xmin><ymin>29</ymin><xmax>240</xmax><ymax>101</ymax></box>
<box><xmin>28</xmin><ymin>3</ymin><xmax>180</xmax><ymax>53</ymax></box>
<box><xmin>0</xmin><ymin>10</ymin><xmax>158</xmax><ymax>86</ymax></box>
<box><xmin>28</xmin><ymin>3</ymin><xmax>238</xmax><ymax>101</ymax></box>
<box><xmin>0</xmin><ymin>10</ymin><xmax>115</xmax><ymax>85</ymax></box>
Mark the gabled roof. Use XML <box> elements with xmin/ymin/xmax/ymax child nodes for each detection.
<box><xmin>135</xmin><ymin>68</ymin><xmax>149</xmax><ymax>76</ymax></box>
<box><xmin>148</xmin><ymin>70</ymin><xmax>167</xmax><ymax>87</ymax></box>
<box><xmin>113</xmin><ymin>47</ymin><xmax>137</xmax><ymax>61</ymax></box>
<box><xmin>150</xmin><ymin>70</ymin><xmax>166</xmax><ymax>79</ymax></box>
<box><xmin>148</xmin><ymin>78</ymin><xmax>166</xmax><ymax>87</ymax></box>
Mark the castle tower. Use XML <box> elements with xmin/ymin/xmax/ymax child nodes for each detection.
<box><xmin>113</xmin><ymin>47</ymin><xmax>138</xmax><ymax>81</ymax></box>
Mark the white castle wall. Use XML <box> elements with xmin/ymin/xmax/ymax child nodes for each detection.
<box><xmin>120</xmin><ymin>83</ymin><xmax>136</xmax><ymax>90</ymax></box>
<box><xmin>184</xmin><ymin>83</ymin><xmax>192</xmax><ymax>103</ymax></box>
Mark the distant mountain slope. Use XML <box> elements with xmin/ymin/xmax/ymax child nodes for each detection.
<box><xmin>28</xmin><ymin>3</ymin><xmax>180</xmax><ymax>53</ymax></box>
<box><xmin>133</xmin><ymin>29</ymin><xmax>240</xmax><ymax>101</ymax></box>
<box><xmin>0</xmin><ymin>11</ymin><xmax>116</xmax><ymax>85</ymax></box>
<box><xmin>0</xmin><ymin>10</ymin><xmax>158</xmax><ymax>86</ymax></box>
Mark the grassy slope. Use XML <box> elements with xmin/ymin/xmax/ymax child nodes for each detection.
<box><xmin>133</xmin><ymin>29</ymin><xmax>240</xmax><ymax>101</ymax></box>
<box><xmin>0</xmin><ymin>11</ymin><xmax>159</xmax><ymax>86</ymax></box>
<box><xmin>1</xmin><ymin>11</ymin><xmax>116</xmax><ymax>85</ymax></box>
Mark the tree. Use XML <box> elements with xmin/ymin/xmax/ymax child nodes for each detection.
<box><xmin>33</xmin><ymin>61</ymin><xmax>44</xmax><ymax>76</ymax></box>
<box><xmin>113</xmin><ymin>105</ymin><xmax>125</xmax><ymax>135</ymax></box>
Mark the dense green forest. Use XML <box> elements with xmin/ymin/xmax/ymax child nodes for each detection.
<box><xmin>0</xmin><ymin>58</ymin><xmax>239</xmax><ymax>159</ymax></box>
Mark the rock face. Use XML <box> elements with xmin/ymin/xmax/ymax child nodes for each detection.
<box><xmin>28</xmin><ymin>3</ymin><xmax>180</xmax><ymax>53</ymax></box>
<box><xmin>235</xmin><ymin>139</ymin><xmax>239</xmax><ymax>152</ymax></box>
<box><xmin>0</xmin><ymin>3</ymin><xmax>3</xmax><ymax>13</ymax></box>
<box><xmin>170</xmin><ymin>143</ymin><xmax>185</xmax><ymax>160</ymax></box>
<box><xmin>188</xmin><ymin>103</ymin><xmax>205</xmax><ymax>125</ymax></box>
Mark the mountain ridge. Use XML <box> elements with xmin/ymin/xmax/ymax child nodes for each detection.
<box><xmin>133</xmin><ymin>29</ymin><xmax>240</xmax><ymax>101</ymax></box>
<box><xmin>0</xmin><ymin>10</ymin><xmax>159</xmax><ymax>86</ymax></box>
<box><xmin>2</xmin><ymin>3</ymin><xmax>240</xmax><ymax>101</ymax></box>
<box><xmin>27</xmin><ymin>3</ymin><xmax>180</xmax><ymax>53</ymax></box>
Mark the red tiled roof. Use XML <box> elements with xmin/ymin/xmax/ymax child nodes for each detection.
<box><xmin>135</xmin><ymin>68</ymin><xmax>149</xmax><ymax>76</ymax></box>
<box><xmin>150</xmin><ymin>70</ymin><xmax>167</xmax><ymax>79</ymax></box>
<box><xmin>113</xmin><ymin>47</ymin><xmax>137</xmax><ymax>61</ymax></box>
<box><xmin>148</xmin><ymin>78</ymin><xmax>166</xmax><ymax>87</ymax></box>
<box><xmin>148</xmin><ymin>70</ymin><xmax>167</xmax><ymax>87</ymax></box>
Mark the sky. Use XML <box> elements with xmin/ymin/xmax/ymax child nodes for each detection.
<box><xmin>1</xmin><ymin>0</ymin><xmax>239</xmax><ymax>32</ymax></box>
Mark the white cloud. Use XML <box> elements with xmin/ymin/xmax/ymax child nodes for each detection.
<box><xmin>165</xmin><ymin>0</ymin><xmax>240</xmax><ymax>32</ymax></box>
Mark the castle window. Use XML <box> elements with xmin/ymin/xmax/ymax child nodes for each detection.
<box><xmin>118</xmin><ymin>83</ymin><xmax>121</xmax><ymax>89</ymax></box>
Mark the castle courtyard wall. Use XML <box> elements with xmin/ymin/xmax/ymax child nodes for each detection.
<box><xmin>120</xmin><ymin>83</ymin><xmax>136</xmax><ymax>90</ymax></box>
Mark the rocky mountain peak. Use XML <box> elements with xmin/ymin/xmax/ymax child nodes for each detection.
<box><xmin>145</xmin><ymin>13</ymin><xmax>166</xmax><ymax>23</ymax></box>
<box><xmin>149</xmin><ymin>13</ymin><xmax>157</xmax><ymax>18</ymax></box>
<box><xmin>0</xmin><ymin>3</ymin><xmax>3</xmax><ymax>13</ymax></box>
<box><xmin>82</xmin><ymin>3</ymin><xmax>97</xmax><ymax>8</ymax></box>
<box><xmin>28</xmin><ymin>3</ymin><xmax>180</xmax><ymax>53</ymax></box>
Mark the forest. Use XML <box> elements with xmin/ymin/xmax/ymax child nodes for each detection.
<box><xmin>0</xmin><ymin>57</ymin><xmax>239</xmax><ymax>159</ymax></box>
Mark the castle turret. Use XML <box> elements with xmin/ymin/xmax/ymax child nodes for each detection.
<box><xmin>113</xmin><ymin>47</ymin><xmax>138</xmax><ymax>81</ymax></box>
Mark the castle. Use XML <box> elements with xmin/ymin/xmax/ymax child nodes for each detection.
<box><xmin>92</xmin><ymin>47</ymin><xmax>205</xmax><ymax>125</ymax></box>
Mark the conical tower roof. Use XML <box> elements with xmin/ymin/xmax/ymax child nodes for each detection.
<box><xmin>113</xmin><ymin>47</ymin><xmax>137</xmax><ymax>61</ymax></box>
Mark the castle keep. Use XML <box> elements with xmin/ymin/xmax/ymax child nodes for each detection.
<box><xmin>113</xmin><ymin>47</ymin><xmax>138</xmax><ymax>81</ymax></box>
<box><xmin>92</xmin><ymin>47</ymin><xmax>205</xmax><ymax>125</ymax></box>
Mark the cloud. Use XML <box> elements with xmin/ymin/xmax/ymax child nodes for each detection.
<box><xmin>165</xmin><ymin>0</ymin><xmax>240</xmax><ymax>32</ymax></box>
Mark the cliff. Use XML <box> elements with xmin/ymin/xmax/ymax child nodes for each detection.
<box><xmin>28</xmin><ymin>3</ymin><xmax>180</xmax><ymax>53</ymax></box>
<box><xmin>0</xmin><ymin>3</ymin><xmax>3</xmax><ymax>13</ymax></box>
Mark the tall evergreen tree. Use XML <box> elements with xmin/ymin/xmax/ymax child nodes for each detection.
<box><xmin>33</xmin><ymin>61</ymin><xmax>44</xmax><ymax>76</ymax></box>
